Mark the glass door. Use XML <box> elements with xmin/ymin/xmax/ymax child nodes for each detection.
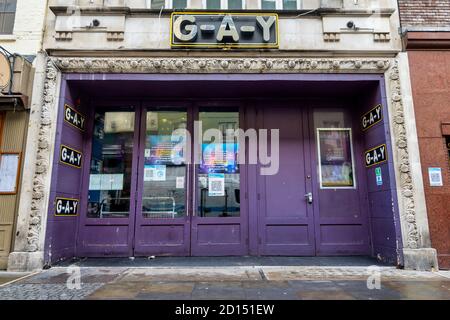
<box><xmin>190</xmin><ymin>106</ymin><xmax>248</xmax><ymax>256</ymax></box>
<box><xmin>134</xmin><ymin>107</ymin><xmax>191</xmax><ymax>256</ymax></box>
<box><xmin>78</xmin><ymin>107</ymin><xmax>139</xmax><ymax>257</ymax></box>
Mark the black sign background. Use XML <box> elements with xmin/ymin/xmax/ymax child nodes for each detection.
<box><xmin>365</xmin><ymin>144</ymin><xmax>388</xmax><ymax>167</ymax></box>
<box><xmin>60</xmin><ymin>145</ymin><xmax>83</xmax><ymax>168</ymax></box>
<box><xmin>55</xmin><ymin>197</ymin><xmax>79</xmax><ymax>216</ymax></box>
<box><xmin>64</xmin><ymin>104</ymin><xmax>85</xmax><ymax>131</ymax></box>
<box><xmin>362</xmin><ymin>104</ymin><xmax>383</xmax><ymax>131</ymax></box>
<box><xmin>171</xmin><ymin>13</ymin><xmax>278</xmax><ymax>48</ymax></box>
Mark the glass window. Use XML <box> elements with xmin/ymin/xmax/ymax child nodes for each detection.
<box><xmin>206</xmin><ymin>0</ymin><xmax>221</xmax><ymax>9</ymax></box>
<box><xmin>261</xmin><ymin>0</ymin><xmax>276</xmax><ymax>9</ymax></box>
<box><xmin>142</xmin><ymin>110</ymin><xmax>187</xmax><ymax>219</ymax></box>
<box><xmin>151</xmin><ymin>0</ymin><xmax>165</xmax><ymax>9</ymax></box>
<box><xmin>0</xmin><ymin>0</ymin><xmax>16</xmax><ymax>34</ymax></box>
<box><xmin>87</xmin><ymin>111</ymin><xmax>135</xmax><ymax>218</ymax></box>
<box><xmin>173</xmin><ymin>0</ymin><xmax>188</xmax><ymax>8</ymax></box>
<box><xmin>283</xmin><ymin>0</ymin><xmax>297</xmax><ymax>10</ymax></box>
<box><xmin>317</xmin><ymin>129</ymin><xmax>355</xmax><ymax>188</ymax></box>
<box><xmin>197</xmin><ymin>110</ymin><xmax>240</xmax><ymax>217</ymax></box>
<box><xmin>228</xmin><ymin>0</ymin><xmax>243</xmax><ymax>9</ymax></box>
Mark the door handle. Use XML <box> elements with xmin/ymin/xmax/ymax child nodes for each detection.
<box><xmin>304</xmin><ymin>192</ymin><xmax>313</xmax><ymax>204</ymax></box>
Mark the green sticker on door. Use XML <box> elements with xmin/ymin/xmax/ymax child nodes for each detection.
<box><xmin>375</xmin><ymin>167</ymin><xmax>383</xmax><ymax>186</ymax></box>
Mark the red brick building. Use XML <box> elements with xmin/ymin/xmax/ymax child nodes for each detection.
<box><xmin>398</xmin><ymin>0</ymin><xmax>450</xmax><ymax>269</ymax></box>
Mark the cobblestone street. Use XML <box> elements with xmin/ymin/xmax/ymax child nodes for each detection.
<box><xmin>1</xmin><ymin>258</ymin><xmax>449</xmax><ymax>300</ymax></box>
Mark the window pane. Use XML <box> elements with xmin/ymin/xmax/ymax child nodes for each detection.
<box><xmin>228</xmin><ymin>0</ymin><xmax>242</xmax><ymax>9</ymax></box>
<box><xmin>151</xmin><ymin>0</ymin><xmax>165</xmax><ymax>9</ymax></box>
<box><xmin>206</xmin><ymin>0</ymin><xmax>221</xmax><ymax>9</ymax></box>
<box><xmin>261</xmin><ymin>0</ymin><xmax>276</xmax><ymax>10</ymax></box>
<box><xmin>0</xmin><ymin>12</ymin><xmax>14</xmax><ymax>34</ymax></box>
<box><xmin>197</xmin><ymin>110</ymin><xmax>240</xmax><ymax>218</ymax></box>
<box><xmin>318</xmin><ymin>129</ymin><xmax>355</xmax><ymax>188</ymax></box>
<box><xmin>87</xmin><ymin>111</ymin><xmax>135</xmax><ymax>218</ymax></box>
<box><xmin>5</xmin><ymin>0</ymin><xmax>16</xmax><ymax>12</ymax></box>
<box><xmin>142</xmin><ymin>110</ymin><xmax>187</xmax><ymax>219</ymax></box>
<box><xmin>283</xmin><ymin>0</ymin><xmax>297</xmax><ymax>10</ymax></box>
<box><xmin>173</xmin><ymin>0</ymin><xmax>187</xmax><ymax>8</ymax></box>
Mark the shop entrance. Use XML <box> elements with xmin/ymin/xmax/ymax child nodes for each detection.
<box><xmin>77</xmin><ymin>100</ymin><xmax>370</xmax><ymax>257</ymax></box>
<box><xmin>78</xmin><ymin>102</ymin><xmax>248</xmax><ymax>256</ymax></box>
<box><xmin>256</xmin><ymin>103</ymin><xmax>370</xmax><ymax>256</ymax></box>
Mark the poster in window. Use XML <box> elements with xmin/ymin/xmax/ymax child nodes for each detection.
<box><xmin>200</xmin><ymin>143</ymin><xmax>239</xmax><ymax>174</ymax></box>
<box><xmin>318</xmin><ymin>129</ymin><xmax>354</xmax><ymax>188</ymax></box>
<box><xmin>0</xmin><ymin>153</ymin><xmax>20</xmax><ymax>193</ymax></box>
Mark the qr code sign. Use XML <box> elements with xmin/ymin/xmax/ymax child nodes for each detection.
<box><xmin>429</xmin><ymin>168</ymin><xmax>443</xmax><ymax>187</ymax></box>
<box><xmin>210</xmin><ymin>181</ymin><xmax>222</xmax><ymax>192</ymax></box>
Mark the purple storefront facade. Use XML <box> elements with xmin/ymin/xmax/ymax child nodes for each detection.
<box><xmin>42</xmin><ymin>71</ymin><xmax>404</xmax><ymax>266</ymax></box>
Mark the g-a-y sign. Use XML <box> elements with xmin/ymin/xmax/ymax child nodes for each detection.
<box><xmin>55</xmin><ymin>197</ymin><xmax>79</xmax><ymax>216</ymax></box>
<box><xmin>60</xmin><ymin>145</ymin><xmax>83</xmax><ymax>168</ymax></box>
<box><xmin>361</xmin><ymin>104</ymin><xmax>383</xmax><ymax>131</ymax></box>
<box><xmin>170</xmin><ymin>12</ymin><xmax>278</xmax><ymax>48</ymax></box>
<box><xmin>64</xmin><ymin>104</ymin><xmax>85</xmax><ymax>131</ymax></box>
<box><xmin>365</xmin><ymin>144</ymin><xmax>388</xmax><ymax>167</ymax></box>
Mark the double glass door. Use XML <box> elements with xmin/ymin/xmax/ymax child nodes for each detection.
<box><xmin>80</xmin><ymin>103</ymin><xmax>247</xmax><ymax>257</ymax></box>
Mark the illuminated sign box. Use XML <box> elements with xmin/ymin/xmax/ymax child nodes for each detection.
<box><xmin>170</xmin><ymin>12</ymin><xmax>279</xmax><ymax>49</ymax></box>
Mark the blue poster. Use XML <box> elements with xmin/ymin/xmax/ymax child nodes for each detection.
<box><xmin>199</xmin><ymin>143</ymin><xmax>238</xmax><ymax>174</ymax></box>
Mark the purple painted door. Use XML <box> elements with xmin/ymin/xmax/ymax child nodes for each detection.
<box><xmin>257</xmin><ymin>103</ymin><xmax>316</xmax><ymax>255</ymax></box>
<box><xmin>77</xmin><ymin>103</ymin><xmax>140</xmax><ymax>256</ymax></box>
<box><xmin>309</xmin><ymin>107</ymin><xmax>371</xmax><ymax>255</ymax></box>
<box><xmin>256</xmin><ymin>103</ymin><xmax>370</xmax><ymax>256</ymax></box>
<box><xmin>134</xmin><ymin>105</ymin><xmax>191</xmax><ymax>256</ymax></box>
<box><xmin>190</xmin><ymin>104</ymin><xmax>248</xmax><ymax>255</ymax></box>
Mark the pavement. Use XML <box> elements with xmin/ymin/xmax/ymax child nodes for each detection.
<box><xmin>0</xmin><ymin>257</ymin><xmax>449</xmax><ymax>300</ymax></box>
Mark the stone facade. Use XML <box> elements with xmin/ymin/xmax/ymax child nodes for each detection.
<box><xmin>7</xmin><ymin>0</ymin><xmax>439</xmax><ymax>271</ymax></box>
<box><xmin>0</xmin><ymin>1</ymin><xmax>48</xmax><ymax>269</ymax></box>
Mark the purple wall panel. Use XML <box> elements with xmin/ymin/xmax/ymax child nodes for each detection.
<box><xmin>42</xmin><ymin>73</ymin><xmax>402</xmax><ymax>264</ymax></box>
<box><xmin>360</xmin><ymin>80</ymin><xmax>402</xmax><ymax>265</ymax></box>
<box><xmin>44</xmin><ymin>78</ymin><xmax>86</xmax><ymax>265</ymax></box>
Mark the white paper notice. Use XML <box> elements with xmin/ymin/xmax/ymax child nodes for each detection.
<box><xmin>0</xmin><ymin>154</ymin><xmax>20</xmax><ymax>193</ymax></box>
<box><xmin>111</xmin><ymin>174</ymin><xmax>124</xmax><ymax>190</ymax></box>
<box><xmin>144</xmin><ymin>149</ymin><xmax>151</xmax><ymax>158</ymax></box>
<box><xmin>428</xmin><ymin>167</ymin><xmax>443</xmax><ymax>187</ymax></box>
<box><xmin>100</xmin><ymin>174</ymin><xmax>112</xmax><ymax>190</ymax></box>
<box><xmin>144</xmin><ymin>165</ymin><xmax>166</xmax><ymax>181</ymax></box>
<box><xmin>208</xmin><ymin>173</ymin><xmax>225</xmax><ymax>197</ymax></box>
<box><xmin>89</xmin><ymin>174</ymin><xmax>101</xmax><ymax>190</ymax></box>
<box><xmin>176</xmin><ymin>176</ymin><xmax>185</xmax><ymax>189</ymax></box>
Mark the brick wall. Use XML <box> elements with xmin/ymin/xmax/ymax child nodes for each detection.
<box><xmin>398</xmin><ymin>0</ymin><xmax>450</xmax><ymax>27</ymax></box>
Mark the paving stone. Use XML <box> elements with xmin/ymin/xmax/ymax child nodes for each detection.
<box><xmin>135</xmin><ymin>292</ymin><xmax>193</xmax><ymax>300</ymax></box>
<box><xmin>0</xmin><ymin>283</ymin><xmax>103</xmax><ymax>300</ymax></box>
<box><xmin>244</xmin><ymin>287</ymin><xmax>300</xmax><ymax>300</ymax></box>
<box><xmin>192</xmin><ymin>282</ymin><xmax>246</xmax><ymax>300</ymax></box>
<box><xmin>119</xmin><ymin>268</ymin><xmax>262</xmax><ymax>282</ymax></box>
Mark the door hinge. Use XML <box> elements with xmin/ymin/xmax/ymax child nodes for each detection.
<box><xmin>257</xmin><ymin>193</ymin><xmax>260</xmax><ymax>200</ymax></box>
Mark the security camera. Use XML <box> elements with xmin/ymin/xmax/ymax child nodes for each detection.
<box><xmin>347</xmin><ymin>21</ymin><xmax>355</xmax><ymax>29</ymax></box>
<box><xmin>92</xmin><ymin>19</ymin><xmax>100</xmax><ymax>27</ymax></box>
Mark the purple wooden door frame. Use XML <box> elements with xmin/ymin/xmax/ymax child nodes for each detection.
<box><xmin>307</xmin><ymin>102</ymin><xmax>371</xmax><ymax>256</ymax></box>
<box><xmin>255</xmin><ymin>100</ymin><xmax>316</xmax><ymax>255</ymax></box>
<box><xmin>190</xmin><ymin>101</ymin><xmax>249</xmax><ymax>256</ymax></box>
<box><xmin>134</xmin><ymin>101</ymin><xmax>192</xmax><ymax>256</ymax></box>
<box><xmin>76</xmin><ymin>100</ymin><xmax>141</xmax><ymax>257</ymax></box>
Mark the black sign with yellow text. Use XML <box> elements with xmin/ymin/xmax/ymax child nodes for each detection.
<box><xmin>170</xmin><ymin>12</ymin><xmax>278</xmax><ymax>49</ymax></box>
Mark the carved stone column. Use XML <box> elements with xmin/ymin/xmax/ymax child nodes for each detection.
<box><xmin>8</xmin><ymin>56</ymin><xmax>61</xmax><ymax>271</ymax></box>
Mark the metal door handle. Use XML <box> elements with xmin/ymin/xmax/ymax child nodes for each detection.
<box><xmin>304</xmin><ymin>192</ymin><xmax>313</xmax><ymax>204</ymax></box>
